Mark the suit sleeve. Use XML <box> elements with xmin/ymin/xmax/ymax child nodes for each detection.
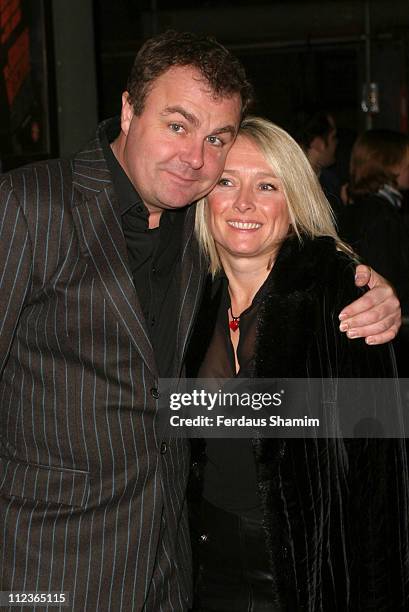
<box><xmin>0</xmin><ymin>177</ymin><xmax>33</xmax><ymax>375</ymax></box>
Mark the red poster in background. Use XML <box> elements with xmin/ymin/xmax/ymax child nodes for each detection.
<box><xmin>1</xmin><ymin>0</ymin><xmax>22</xmax><ymax>44</ymax></box>
<box><xmin>0</xmin><ymin>0</ymin><xmax>53</xmax><ymax>169</ymax></box>
<box><xmin>1</xmin><ymin>0</ymin><xmax>27</xmax><ymax>108</ymax></box>
<box><xmin>3</xmin><ymin>26</ymin><xmax>29</xmax><ymax>105</ymax></box>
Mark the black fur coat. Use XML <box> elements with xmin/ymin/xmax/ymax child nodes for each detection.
<box><xmin>188</xmin><ymin>235</ymin><xmax>409</xmax><ymax>611</ymax></box>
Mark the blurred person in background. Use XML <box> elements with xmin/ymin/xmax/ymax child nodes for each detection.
<box><xmin>291</xmin><ymin>108</ymin><xmax>343</xmax><ymax>218</ymax></box>
<box><xmin>339</xmin><ymin>129</ymin><xmax>409</xmax><ymax>374</ymax></box>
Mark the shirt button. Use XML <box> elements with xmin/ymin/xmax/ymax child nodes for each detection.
<box><xmin>150</xmin><ymin>387</ymin><xmax>160</xmax><ymax>399</ymax></box>
<box><xmin>160</xmin><ymin>442</ymin><xmax>168</xmax><ymax>454</ymax></box>
<box><xmin>152</xmin><ymin>266</ymin><xmax>158</xmax><ymax>274</ymax></box>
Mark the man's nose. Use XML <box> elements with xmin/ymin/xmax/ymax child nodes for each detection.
<box><xmin>180</xmin><ymin>139</ymin><xmax>205</xmax><ymax>170</ymax></box>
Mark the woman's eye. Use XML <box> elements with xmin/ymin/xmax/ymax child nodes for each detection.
<box><xmin>218</xmin><ymin>178</ymin><xmax>232</xmax><ymax>186</ymax></box>
<box><xmin>259</xmin><ymin>183</ymin><xmax>277</xmax><ymax>191</ymax></box>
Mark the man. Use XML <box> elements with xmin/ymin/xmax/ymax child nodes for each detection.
<box><xmin>295</xmin><ymin>111</ymin><xmax>338</xmax><ymax>173</ymax></box>
<box><xmin>292</xmin><ymin>108</ymin><xmax>344</xmax><ymax>218</ymax></box>
<box><xmin>0</xmin><ymin>31</ymin><xmax>400</xmax><ymax>611</ymax></box>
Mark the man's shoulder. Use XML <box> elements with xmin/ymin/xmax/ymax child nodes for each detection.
<box><xmin>1</xmin><ymin>157</ymin><xmax>73</xmax><ymax>195</ymax></box>
<box><xmin>0</xmin><ymin>121</ymin><xmax>112</xmax><ymax>201</ymax></box>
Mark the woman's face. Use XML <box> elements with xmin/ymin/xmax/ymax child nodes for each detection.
<box><xmin>394</xmin><ymin>151</ymin><xmax>409</xmax><ymax>191</ymax></box>
<box><xmin>207</xmin><ymin>135</ymin><xmax>290</xmax><ymax>264</ymax></box>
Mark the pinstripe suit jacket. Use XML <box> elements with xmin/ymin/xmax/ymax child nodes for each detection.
<box><xmin>0</xmin><ymin>122</ymin><xmax>205</xmax><ymax>611</ymax></box>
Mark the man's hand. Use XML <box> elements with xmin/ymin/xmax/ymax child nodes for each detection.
<box><xmin>339</xmin><ymin>264</ymin><xmax>401</xmax><ymax>345</ymax></box>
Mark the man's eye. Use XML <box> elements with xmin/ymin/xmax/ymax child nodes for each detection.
<box><xmin>259</xmin><ymin>183</ymin><xmax>277</xmax><ymax>191</ymax></box>
<box><xmin>207</xmin><ymin>135</ymin><xmax>223</xmax><ymax>146</ymax></box>
<box><xmin>169</xmin><ymin>123</ymin><xmax>184</xmax><ymax>133</ymax></box>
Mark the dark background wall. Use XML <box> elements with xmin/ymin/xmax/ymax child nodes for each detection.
<box><xmin>96</xmin><ymin>0</ymin><xmax>409</xmax><ymax>138</ymax></box>
<box><xmin>1</xmin><ymin>0</ymin><xmax>408</xmax><ymax>168</ymax></box>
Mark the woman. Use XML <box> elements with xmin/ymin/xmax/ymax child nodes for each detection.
<box><xmin>339</xmin><ymin>129</ymin><xmax>409</xmax><ymax>316</ymax></box>
<box><xmin>187</xmin><ymin>117</ymin><xmax>409</xmax><ymax>611</ymax></box>
<box><xmin>339</xmin><ymin>129</ymin><xmax>409</xmax><ymax>376</ymax></box>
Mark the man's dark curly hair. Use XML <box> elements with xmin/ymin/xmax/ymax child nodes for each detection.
<box><xmin>126</xmin><ymin>30</ymin><xmax>253</xmax><ymax>117</ymax></box>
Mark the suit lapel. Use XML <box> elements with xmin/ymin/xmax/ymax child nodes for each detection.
<box><xmin>71</xmin><ymin>134</ymin><xmax>157</xmax><ymax>375</ymax></box>
<box><xmin>175</xmin><ymin>204</ymin><xmax>206</xmax><ymax>375</ymax></box>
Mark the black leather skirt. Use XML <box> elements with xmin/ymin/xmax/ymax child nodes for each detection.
<box><xmin>191</xmin><ymin>499</ymin><xmax>286</xmax><ymax>612</ymax></box>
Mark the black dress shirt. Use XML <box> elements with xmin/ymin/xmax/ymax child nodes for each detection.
<box><xmin>101</xmin><ymin>119</ymin><xmax>186</xmax><ymax>377</ymax></box>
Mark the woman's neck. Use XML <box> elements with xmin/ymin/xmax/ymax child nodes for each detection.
<box><xmin>220</xmin><ymin>253</ymin><xmax>275</xmax><ymax>314</ymax></box>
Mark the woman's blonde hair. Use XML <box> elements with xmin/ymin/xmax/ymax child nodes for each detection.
<box><xmin>195</xmin><ymin>115</ymin><xmax>352</xmax><ymax>276</ymax></box>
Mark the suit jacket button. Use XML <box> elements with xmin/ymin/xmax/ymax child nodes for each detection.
<box><xmin>151</xmin><ymin>387</ymin><xmax>160</xmax><ymax>399</ymax></box>
<box><xmin>199</xmin><ymin>533</ymin><xmax>208</xmax><ymax>543</ymax></box>
<box><xmin>160</xmin><ymin>442</ymin><xmax>168</xmax><ymax>454</ymax></box>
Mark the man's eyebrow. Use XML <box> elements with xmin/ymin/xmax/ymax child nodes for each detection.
<box><xmin>212</xmin><ymin>125</ymin><xmax>237</xmax><ymax>137</ymax></box>
<box><xmin>161</xmin><ymin>106</ymin><xmax>199</xmax><ymax>127</ymax></box>
<box><xmin>161</xmin><ymin>106</ymin><xmax>236</xmax><ymax>137</ymax></box>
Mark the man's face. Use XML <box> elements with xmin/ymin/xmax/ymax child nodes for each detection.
<box><xmin>310</xmin><ymin>115</ymin><xmax>338</xmax><ymax>170</ymax></box>
<box><xmin>394</xmin><ymin>150</ymin><xmax>409</xmax><ymax>191</ymax></box>
<box><xmin>321</xmin><ymin>115</ymin><xmax>337</xmax><ymax>167</ymax></box>
<box><xmin>117</xmin><ymin>65</ymin><xmax>242</xmax><ymax>214</ymax></box>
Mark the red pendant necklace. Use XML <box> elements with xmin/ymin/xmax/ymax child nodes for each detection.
<box><xmin>229</xmin><ymin>307</ymin><xmax>240</xmax><ymax>332</ymax></box>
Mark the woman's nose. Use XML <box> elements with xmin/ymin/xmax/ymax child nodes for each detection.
<box><xmin>233</xmin><ymin>186</ymin><xmax>255</xmax><ymax>212</ymax></box>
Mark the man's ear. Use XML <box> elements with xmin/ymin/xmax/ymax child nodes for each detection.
<box><xmin>120</xmin><ymin>91</ymin><xmax>134</xmax><ymax>136</ymax></box>
<box><xmin>310</xmin><ymin>135</ymin><xmax>325</xmax><ymax>153</ymax></box>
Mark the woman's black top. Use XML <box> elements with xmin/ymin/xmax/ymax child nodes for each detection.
<box><xmin>195</xmin><ymin>272</ymin><xmax>271</xmax><ymax>520</ymax></box>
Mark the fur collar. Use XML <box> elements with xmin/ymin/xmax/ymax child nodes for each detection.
<box><xmin>254</xmin><ymin>234</ymin><xmax>354</xmax><ymax>378</ymax></box>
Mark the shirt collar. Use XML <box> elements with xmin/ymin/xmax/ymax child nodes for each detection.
<box><xmin>100</xmin><ymin>117</ymin><xmax>187</xmax><ymax>229</ymax></box>
<box><xmin>100</xmin><ymin>117</ymin><xmax>148</xmax><ymax>219</ymax></box>
<box><xmin>377</xmin><ymin>184</ymin><xmax>403</xmax><ymax>209</ymax></box>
